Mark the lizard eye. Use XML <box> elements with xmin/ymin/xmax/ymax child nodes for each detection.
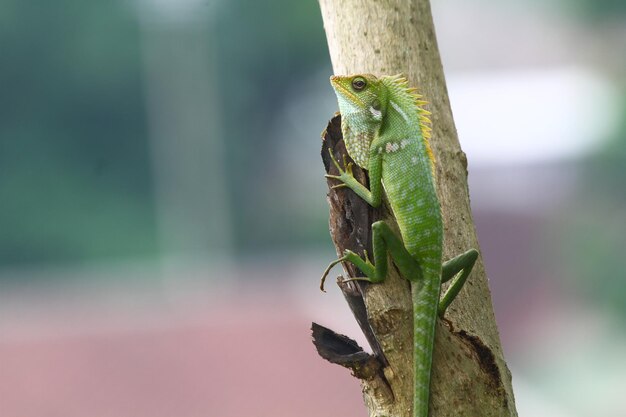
<box><xmin>352</xmin><ymin>77</ymin><xmax>367</xmax><ymax>91</ymax></box>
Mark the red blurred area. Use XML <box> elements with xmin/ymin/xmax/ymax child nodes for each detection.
<box><xmin>0</xmin><ymin>292</ymin><xmax>365</xmax><ymax>417</ymax></box>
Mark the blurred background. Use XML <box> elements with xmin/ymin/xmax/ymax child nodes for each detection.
<box><xmin>1</xmin><ymin>0</ymin><xmax>624</xmax><ymax>416</ymax></box>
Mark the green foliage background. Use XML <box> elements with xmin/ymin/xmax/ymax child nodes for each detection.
<box><xmin>0</xmin><ymin>2</ymin><xmax>155</xmax><ymax>266</ymax></box>
<box><xmin>1</xmin><ymin>0</ymin><xmax>624</xmax><ymax>306</ymax></box>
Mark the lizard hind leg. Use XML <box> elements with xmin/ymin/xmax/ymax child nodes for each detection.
<box><xmin>438</xmin><ymin>249</ymin><xmax>478</xmax><ymax>317</ymax></box>
<box><xmin>371</xmin><ymin>221</ymin><xmax>424</xmax><ymax>283</ymax></box>
<box><xmin>337</xmin><ymin>221</ymin><xmax>424</xmax><ymax>288</ymax></box>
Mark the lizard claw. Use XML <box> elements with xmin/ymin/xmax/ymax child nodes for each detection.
<box><xmin>328</xmin><ymin>148</ymin><xmax>353</xmax><ymax>174</ymax></box>
<box><xmin>320</xmin><ymin>255</ymin><xmax>348</xmax><ymax>292</ymax></box>
<box><xmin>340</xmin><ymin>155</ymin><xmax>355</xmax><ymax>175</ymax></box>
<box><xmin>325</xmin><ymin>175</ymin><xmax>347</xmax><ymax>189</ymax></box>
<box><xmin>328</xmin><ymin>148</ymin><xmax>343</xmax><ymax>172</ymax></box>
<box><xmin>363</xmin><ymin>249</ymin><xmax>371</xmax><ymax>264</ymax></box>
<box><xmin>341</xmin><ymin>276</ymin><xmax>374</xmax><ymax>285</ymax></box>
<box><xmin>325</xmin><ymin>148</ymin><xmax>356</xmax><ymax>192</ymax></box>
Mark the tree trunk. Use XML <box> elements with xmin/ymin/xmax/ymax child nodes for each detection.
<box><xmin>312</xmin><ymin>1</ymin><xmax>518</xmax><ymax>416</ymax></box>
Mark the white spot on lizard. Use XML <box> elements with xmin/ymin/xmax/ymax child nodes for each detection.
<box><xmin>369</xmin><ymin>106</ymin><xmax>382</xmax><ymax>121</ymax></box>
<box><xmin>386</xmin><ymin>142</ymin><xmax>400</xmax><ymax>153</ymax></box>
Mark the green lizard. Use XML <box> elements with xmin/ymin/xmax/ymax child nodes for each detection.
<box><xmin>321</xmin><ymin>73</ymin><xmax>478</xmax><ymax>417</ymax></box>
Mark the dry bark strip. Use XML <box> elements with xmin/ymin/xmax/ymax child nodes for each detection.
<box><xmin>312</xmin><ymin>1</ymin><xmax>518</xmax><ymax>416</ymax></box>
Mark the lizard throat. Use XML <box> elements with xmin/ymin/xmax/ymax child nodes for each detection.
<box><xmin>342</xmin><ymin>124</ymin><xmax>372</xmax><ymax>168</ymax></box>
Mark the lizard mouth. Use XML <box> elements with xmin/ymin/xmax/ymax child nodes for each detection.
<box><xmin>330</xmin><ymin>76</ymin><xmax>362</xmax><ymax>106</ymax></box>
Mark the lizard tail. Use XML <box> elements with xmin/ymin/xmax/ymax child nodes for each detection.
<box><xmin>411</xmin><ymin>276</ymin><xmax>440</xmax><ymax>417</ymax></box>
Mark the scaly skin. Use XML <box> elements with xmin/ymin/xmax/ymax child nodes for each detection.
<box><xmin>321</xmin><ymin>74</ymin><xmax>478</xmax><ymax>417</ymax></box>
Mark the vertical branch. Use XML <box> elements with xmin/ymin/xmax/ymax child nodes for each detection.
<box><xmin>313</xmin><ymin>0</ymin><xmax>518</xmax><ymax>416</ymax></box>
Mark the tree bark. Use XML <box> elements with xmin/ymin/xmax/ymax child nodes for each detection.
<box><xmin>313</xmin><ymin>1</ymin><xmax>518</xmax><ymax>416</ymax></box>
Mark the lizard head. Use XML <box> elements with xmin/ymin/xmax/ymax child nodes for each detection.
<box><xmin>330</xmin><ymin>74</ymin><xmax>386</xmax><ymax>168</ymax></box>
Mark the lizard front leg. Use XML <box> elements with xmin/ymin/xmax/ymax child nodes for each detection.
<box><xmin>325</xmin><ymin>148</ymin><xmax>383</xmax><ymax>207</ymax></box>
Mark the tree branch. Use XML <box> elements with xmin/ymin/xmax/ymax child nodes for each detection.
<box><xmin>312</xmin><ymin>1</ymin><xmax>518</xmax><ymax>416</ymax></box>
